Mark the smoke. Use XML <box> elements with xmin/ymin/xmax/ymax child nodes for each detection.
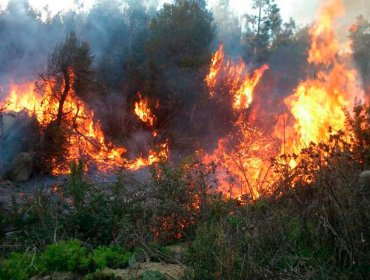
<box><xmin>0</xmin><ymin>0</ymin><xmax>369</xmax><ymax>178</ymax></box>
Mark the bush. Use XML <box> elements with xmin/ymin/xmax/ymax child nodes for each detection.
<box><xmin>186</xmin><ymin>130</ymin><xmax>370</xmax><ymax>279</ymax></box>
<box><xmin>0</xmin><ymin>241</ymin><xmax>136</xmax><ymax>278</ymax></box>
<box><xmin>42</xmin><ymin>240</ymin><xmax>90</xmax><ymax>273</ymax></box>
<box><xmin>92</xmin><ymin>245</ymin><xmax>132</xmax><ymax>269</ymax></box>
<box><xmin>0</xmin><ymin>251</ymin><xmax>42</xmax><ymax>280</ymax></box>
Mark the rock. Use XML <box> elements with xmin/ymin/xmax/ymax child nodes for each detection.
<box><xmin>359</xmin><ymin>170</ymin><xmax>370</xmax><ymax>195</ymax></box>
<box><xmin>7</xmin><ymin>152</ymin><xmax>34</xmax><ymax>182</ymax></box>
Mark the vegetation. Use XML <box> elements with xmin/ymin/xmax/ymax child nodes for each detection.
<box><xmin>0</xmin><ymin>240</ymin><xmax>132</xmax><ymax>279</ymax></box>
<box><xmin>350</xmin><ymin>16</ymin><xmax>370</xmax><ymax>90</ymax></box>
<box><xmin>0</xmin><ymin>103</ymin><xmax>369</xmax><ymax>279</ymax></box>
<box><xmin>1</xmin><ymin>0</ymin><xmax>370</xmax><ymax>279</ymax></box>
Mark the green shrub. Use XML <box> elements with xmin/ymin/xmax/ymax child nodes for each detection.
<box><xmin>42</xmin><ymin>240</ymin><xmax>90</xmax><ymax>273</ymax></box>
<box><xmin>187</xmin><ymin>222</ymin><xmax>219</xmax><ymax>280</ymax></box>
<box><xmin>66</xmin><ymin>160</ymin><xmax>89</xmax><ymax>207</ymax></box>
<box><xmin>0</xmin><ymin>251</ymin><xmax>42</xmax><ymax>280</ymax></box>
<box><xmin>92</xmin><ymin>246</ymin><xmax>132</xmax><ymax>269</ymax></box>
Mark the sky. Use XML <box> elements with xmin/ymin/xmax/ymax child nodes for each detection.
<box><xmin>0</xmin><ymin>0</ymin><xmax>368</xmax><ymax>27</ymax></box>
<box><xmin>0</xmin><ymin>0</ymin><xmax>320</xmax><ymax>24</ymax></box>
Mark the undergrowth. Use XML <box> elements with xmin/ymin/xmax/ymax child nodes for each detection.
<box><xmin>0</xmin><ymin>103</ymin><xmax>369</xmax><ymax>279</ymax></box>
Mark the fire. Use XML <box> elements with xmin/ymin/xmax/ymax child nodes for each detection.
<box><xmin>1</xmin><ymin>70</ymin><xmax>169</xmax><ymax>175</ymax></box>
<box><xmin>134</xmin><ymin>92</ymin><xmax>156</xmax><ymax>127</ymax></box>
<box><xmin>202</xmin><ymin>125</ymin><xmax>278</xmax><ymax>199</ymax></box>
<box><xmin>279</xmin><ymin>0</ymin><xmax>364</xmax><ymax>166</ymax></box>
<box><xmin>5</xmin><ymin>83</ymin><xmax>44</xmax><ymax>116</ymax></box>
<box><xmin>202</xmin><ymin>0</ymin><xmax>364</xmax><ymax>199</ymax></box>
<box><xmin>203</xmin><ymin>46</ymin><xmax>271</xmax><ymax>199</ymax></box>
<box><xmin>205</xmin><ymin>44</ymin><xmax>269</xmax><ymax>110</ymax></box>
<box><xmin>205</xmin><ymin>44</ymin><xmax>225</xmax><ymax>96</ymax></box>
<box><xmin>125</xmin><ymin>142</ymin><xmax>169</xmax><ymax>171</ymax></box>
<box><xmin>232</xmin><ymin>64</ymin><xmax>269</xmax><ymax>110</ymax></box>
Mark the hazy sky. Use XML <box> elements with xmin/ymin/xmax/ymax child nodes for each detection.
<box><xmin>0</xmin><ymin>0</ymin><xmax>368</xmax><ymax>26</ymax></box>
<box><xmin>0</xmin><ymin>0</ymin><xmax>319</xmax><ymax>24</ymax></box>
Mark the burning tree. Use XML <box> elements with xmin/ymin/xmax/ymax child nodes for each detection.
<box><xmin>37</xmin><ymin>32</ymin><xmax>95</xmax><ymax>170</ymax></box>
<box><xmin>36</xmin><ymin>32</ymin><xmax>95</xmax><ymax>172</ymax></box>
<box><xmin>38</xmin><ymin>31</ymin><xmax>95</xmax><ymax>127</ymax></box>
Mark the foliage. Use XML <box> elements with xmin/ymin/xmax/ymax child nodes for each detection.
<box><xmin>0</xmin><ymin>240</ymin><xmax>133</xmax><ymax>279</ymax></box>
<box><xmin>0</xmin><ymin>251</ymin><xmax>41</xmax><ymax>280</ymax></box>
<box><xmin>144</xmin><ymin>0</ymin><xmax>215</xmax><ymax>149</ymax></box>
<box><xmin>242</xmin><ymin>0</ymin><xmax>283</xmax><ymax>62</ymax></box>
<box><xmin>5</xmin><ymin>162</ymin><xmax>121</xmax><ymax>246</ymax></box>
<box><xmin>185</xmin><ymin>104</ymin><xmax>370</xmax><ymax>279</ymax></box>
<box><xmin>66</xmin><ymin>160</ymin><xmax>89</xmax><ymax>206</ymax></box>
<box><xmin>147</xmin><ymin>0</ymin><xmax>214</xmax><ymax>70</ymax></box>
<box><xmin>1</xmin><ymin>104</ymin><xmax>370</xmax><ymax>280</ymax></box>
<box><xmin>349</xmin><ymin>16</ymin><xmax>370</xmax><ymax>89</ymax></box>
<box><xmin>346</xmin><ymin>101</ymin><xmax>370</xmax><ymax>166</ymax></box>
<box><xmin>36</xmin><ymin>32</ymin><xmax>96</xmax><ymax>172</ymax></box>
<box><xmin>42</xmin><ymin>240</ymin><xmax>90</xmax><ymax>273</ymax></box>
<box><xmin>149</xmin><ymin>160</ymin><xmax>214</xmax><ymax>242</ymax></box>
<box><xmin>39</xmin><ymin>31</ymin><xmax>96</xmax><ymax>103</ymax></box>
<box><xmin>92</xmin><ymin>245</ymin><xmax>132</xmax><ymax>269</ymax></box>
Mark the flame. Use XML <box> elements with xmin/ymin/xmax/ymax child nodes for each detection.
<box><xmin>205</xmin><ymin>44</ymin><xmax>269</xmax><ymax>110</ymax></box>
<box><xmin>5</xmin><ymin>83</ymin><xmax>44</xmax><ymax>116</ymax></box>
<box><xmin>202</xmin><ymin>125</ymin><xmax>277</xmax><ymax>199</ymax></box>
<box><xmin>202</xmin><ymin>0</ymin><xmax>364</xmax><ymax>199</ymax></box>
<box><xmin>134</xmin><ymin>92</ymin><xmax>156</xmax><ymax>127</ymax></box>
<box><xmin>205</xmin><ymin>44</ymin><xmax>225</xmax><ymax>97</ymax></box>
<box><xmin>125</xmin><ymin>142</ymin><xmax>169</xmax><ymax>171</ymax></box>
<box><xmin>233</xmin><ymin>64</ymin><xmax>269</xmax><ymax>110</ymax></box>
<box><xmin>1</xmin><ymin>70</ymin><xmax>168</xmax><ymax>175</ymax></box>
<box><xmin>203</xmin><ymin>46</ymin><xmax>271</xmax><ymax>199</ymax></box>
<box><xmin>279</xmin><ymin>0</ymin><xmax>364</xmax><ymax>167</ymax></box>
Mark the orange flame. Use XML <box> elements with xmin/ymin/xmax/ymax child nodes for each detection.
<box><xmin>1</xmin><ymin>70</ymin><xmax>169</xmax><ymax>175</ymax></box>
<box><xmin>279</xmin><ymin>0</ymin><xmax>364</xmax><ymax>167</ymax></box>
<box><xmin>203</xmin><ymin>46</ymin><xmax>271</xmax><ymax>199</ymax></box>
<box><xmin>233</xmin><ymin>64</ymin><xmax>269</xmax><ymax>110</ymax></box>
<box><xmin>205</xmin><ymin>44</ymin><xmax>225</xmax><ymax>97</ymax></box>
<box><xmin>202</xmin><ymin>0</ymin><xmax>364</xmax><ymax>199</ymax></box>
<box><xmin>134</xmin><ymin>92</ymin><xmax>156</xmax><ymax>127</ymax></box>
<box><xmin>205</xmin><ymin>44</ymin><xmax>269</xmax><ymax>110</ymax></box>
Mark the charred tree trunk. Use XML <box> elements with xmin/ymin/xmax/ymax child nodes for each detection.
<box><xmin>56</xmin><ymin>70</ymin><xmax>71</xmax><ymax>127</ymax></box>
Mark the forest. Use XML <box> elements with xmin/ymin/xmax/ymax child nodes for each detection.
<box><xmin>0</xmin><ymin>0</ymin><xmax>369</xmax><ymax>279</ymax></box>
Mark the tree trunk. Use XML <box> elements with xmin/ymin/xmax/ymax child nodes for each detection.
<box><xmin>56</xmin><ymin>70</ymin><xmax>71</xmax><ymax>127</ymax></box>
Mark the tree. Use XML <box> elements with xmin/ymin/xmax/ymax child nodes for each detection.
<box><xmin>38</xmin><ymin>32</ymin><xmax>95</xmax><ymax>127</ymax></box>
<box><xmin>143</xmin><ymin>0</ymin><xmax>215</xmax><ymax>150</ymax></box>
<box><xmin>349</xmin><ymin>15</ymin><xmax>370</xmax><ymax>91</ymax></box>
<box><xmin>37</xmin><ymin>32</ymin><xmax>95</xmax><ymax>171</ymax></box>
<box><xmin>146</xmin><ymin>0</ymin><xmax>215</xmax><ymax>71</ymax></box>
<box><xmin>242</xmin><ymin>0</ymin><xmax>283</xmax><ymax>63</ymax></box>
<box><xmin>212</xmin><ymin>0</ymin><xmax>243</xmax><ymax>56</ymax></box>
